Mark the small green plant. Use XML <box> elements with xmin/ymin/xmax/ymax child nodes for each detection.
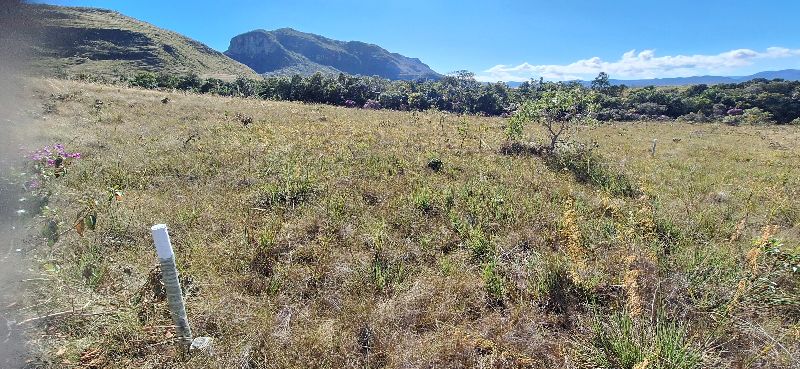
<box><xmin>411</xmin><ymin>186</ymin><xmax>435</xmax><ymax>214</ymax></box>
<box><xmin>254</xmin><ymin>164</ymin><xmax>316</xmax><ymax>209</ymax></box>
<box><xmin>578</xmin><ymin>313</ymin><xmax>702</xmax><ymax>369</ymax></box>
<box><xmin>482</xmin><ymin>259</ymin><xmax>505</xmax><ymax>305</ymax></box>
<box><xmin>371</xmin><ymin>252</ymin><xmax>406</xmax><ymax>293</ymax></box>
<box><xmin>467</xmin><ymin>227</ymin><xmax>493</xmax><ymax>261</ymax></box>
<box><xmin>77</xmin><ymin>243</ymin><xmax>107</xmax><ymax>290</ymax></box>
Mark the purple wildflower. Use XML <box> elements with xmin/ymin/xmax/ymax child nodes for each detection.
<box><xmin>66</xmin><ymin>152</ymin><xmax>81</xmax><ymax>159</ymax></box>
<box><xmin>363</xmin><ymin>99</ymin><xmax>381</xmax><ymax>110</ymax></box>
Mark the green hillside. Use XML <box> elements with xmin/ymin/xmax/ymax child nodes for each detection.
<box><xmin>28</xmin><ymin>4</ymin><xmax>258</xmax><ymax>79</ymax></box>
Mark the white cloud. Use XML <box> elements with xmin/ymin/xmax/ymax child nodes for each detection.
<box><xmin>477</xmin><ymin>47</ymin><xmax>800</xmax><ymax>82</ymax></box>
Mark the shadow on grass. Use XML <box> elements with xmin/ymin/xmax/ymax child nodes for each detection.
<box><xmin>500</xmin><ymin>141</ymin><xmax>640</xmax><ymax>198</ymax></box>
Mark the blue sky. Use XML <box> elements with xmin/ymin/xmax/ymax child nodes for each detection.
<box><xmin>37</xmin><ymin>0</ymin><xmax>800</xmax><ymax>81</ymax></box>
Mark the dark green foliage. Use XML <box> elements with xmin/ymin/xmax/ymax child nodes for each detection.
<box><xmin>122</xmin><ymin>71</ymin><xmax>800</xmax><ymax>124</ymax></box>
<box><xmin>129</xmin><ymin>72</ymin><xmax>158</xmax><ymax>89</ymax></box>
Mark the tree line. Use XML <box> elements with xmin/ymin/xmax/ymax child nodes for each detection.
<box><xmin>123</xmin><ymin>70</ymin><xmax>800</xmax><ymax>124</ymax></box>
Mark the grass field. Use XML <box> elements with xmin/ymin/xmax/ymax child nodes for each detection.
<box><xmin>13</xmin><ymin>79</ymin><xmax>800</xmax><ymax>368</ymax></box>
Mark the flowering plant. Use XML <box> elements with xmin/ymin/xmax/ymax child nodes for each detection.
<box><xmin>27</xmin><ymin>143</ymin><xmax>81</xmax><ymax>184</ymax></box>
<box><xmin>363</xmin><ymin>99</ymin><xmax>381</xmax><ymax>110</ymax></box>
<box><xmin>29</xmin><ymin>144</ymin><xmax>81</xmax><ymax>167</ymax></box>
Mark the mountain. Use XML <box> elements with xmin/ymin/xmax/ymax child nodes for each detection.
<box><xmin>502</xmin><ymin>69</ymin><xmax>800</xmax><ymax>88</ymax></box>
<box><xmin>27</xmin><ymin>4</ymin><xmax>257</xmax><ymax>79</ymax></box>
<box><xmin>224</xmin><ymin>28</ymin><xmax>441</xmax><ymax>80</ymax></box>
<box><xmin>605</xmin><ymin>69</ymin><xmax>800</xmax><ymax>87</ymax></box>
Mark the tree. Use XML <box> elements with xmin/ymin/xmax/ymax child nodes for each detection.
<box><xmin>130</xmin><ymin>72</ymin><xmax>158</xmax><ymax>89</ymax></box>
<box><xmin>507</xmin><ymin>87</ymin><xmax>598</xmax><ymax>150</ymax></box>
<box><xmin>591</xmin><ymin>72</ymin><xmax>611</xmax><ymax>92</ymax></box>
<box><xmin>177</xmin><ymin>73</ymin><xmax>203</xmax><ymax>91</ymax></box>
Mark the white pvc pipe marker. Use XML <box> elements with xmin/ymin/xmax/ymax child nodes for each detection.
<box><xmin>150</xmin><ymin>224</ymin><xmax>193</xmax><ymax>346</ymax></box>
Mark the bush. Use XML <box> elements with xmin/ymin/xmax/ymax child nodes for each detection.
<box><xmin>377</xmin><ymin>91</ymin><xmax>405</xmax><ymax>110</ymax></box>
<box><xmin>596</xmin><ymin>108</ymin><xmax>639</xmax><ymax>122</ymax></box>
<box><xmin>677</xmin><ymin>112</ymin><xmax>710</xmax><ymax>123</ymax></box>
<box><xmin>633</xmin><ymin>102</ymin><xmax>667</xmax><ymax>116</ymax></box>
<box><xmin>407</xmin><ymin>92</ymin><xmax>429</xmax><ymax>111</ymax></box>
<box><xmin>722</xmin><ymin>115</ymin><xmax>744</xmax><ymax>126</ymax></box>
<box><xmin>742</xmin><ymin>107</ymin><xmax>775</xmax><ymax>125</ymax></box>
<box><xmin>508</xmin><ymin>87</ymin><xmax>598</xmax><ymax>147</ymax></box>
<box><xmin>129</xmin><ymin>72</ymin><xmax>158</xmax><ymax>89</ymax></box>
<box><xmin>363</xmin><ymin>99</ymin><xmax>381</xmax><ymax>110</ymax></box>
<box><xmin>790</xmin><ymin>117</ymin><xmax>800</xmax><ymax>126</ymax></box>
<box><xmin>545</xmin><ymin>142</ymin><xmax>639</xmax><ymax>197</ymax></box>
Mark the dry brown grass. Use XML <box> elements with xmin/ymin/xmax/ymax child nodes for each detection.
<box><xmin>10</xmin><ymin>79</ymin><xmax>800</xmax><ymax>368</ymax></box>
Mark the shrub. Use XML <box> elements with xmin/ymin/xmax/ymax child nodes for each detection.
<box><xmin>677</xmin><ymin>112</ymin><xmax>710</xmax><ymax>123</ymax></box>
<box><xmin>363</xmin><ymin>99</ymin><xmax>381</xmax><ymax>110</ymax></box>
<box><xmin>742</xmin><ymin>107</ymin><xmax>775</xmax><ymax>125</ymax></box>
<box><xmin>790</xmin><ymin>117</ymin><xmax>800</xmax><ymax>126</ymax></box>
<box><xmin>633</xmin><ymin>102</ymin><xmax>667</xmax><ymax>116</ymax></box>
<box><xmin>545</xmin><ymin>142</ymin><xmax>639</xmax><ymax>198</ymax></box>
<box><xmin>377</xmin><ymin>90</ymin><xmax>405</xmax><ymax>109</ymax></box>
<box><xmin>737</xmin><ymin>238</ymin><xmax>800</xmax><ymax>318</ymax></box>
<box><xmin>407</xmin><ymin>92</ymin><xmax>429</xmax><ymax>111</ymax></box>
<box><xmin>508</xmin><ymin>87</ymin><xmax>598</xmax><ymax>148</ymax></box>
<box><xmin>129</xmin><ymin>72</ymin><xmax>158</xmax><ymax>89</ymax></box>
<box><xmin>722</xmin><ymin>115</ymin><xmax>744</xmax><ymax>126</ymax></box>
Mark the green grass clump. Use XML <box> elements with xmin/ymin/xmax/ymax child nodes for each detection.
<box><xmin>579</xmin><ymin>313</ymin><xmax>701</xmax><ymax>369</ymax></box>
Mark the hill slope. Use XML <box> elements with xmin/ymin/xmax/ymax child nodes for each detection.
<box><xmin>28</xmin><ymin>4</ymin><xmax>257</xmax><ymax>79</ymax></box>
<box><xmin>225</xmin><ymin>28</ymin><xmax>441</xmax><ymax>80</ymax></box>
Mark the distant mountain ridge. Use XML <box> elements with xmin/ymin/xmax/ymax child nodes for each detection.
<box><xmin>224</xmin><ymin>28</ymin><xmax>441</xmax><ymax>80</ymax></box>
<box><xmin>502</xmin><ymin>69</ymin><xmax>800</xmax><ymax>88</ymax></box>
<box><xmin>606</xmin><ymin>69</ymin><xmax>800</xmax><ymax>87</ymax></box>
